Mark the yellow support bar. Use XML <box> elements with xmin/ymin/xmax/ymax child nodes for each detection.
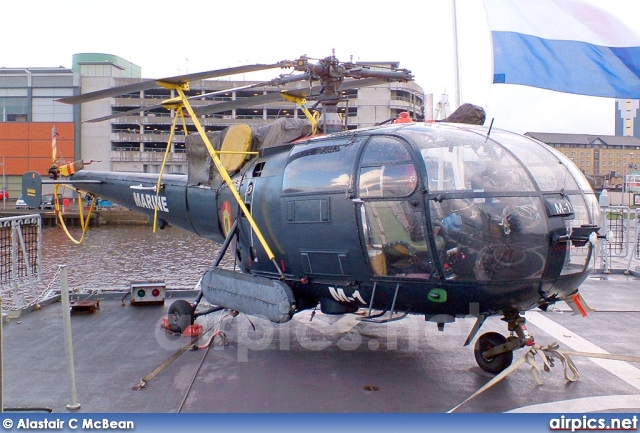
<box><xmin>165</xmin><ymin>87</ymin><xmax>280</xmax><ymax>269</ymax></box>
<box><xmin>152</xmin><ymin>110</ymin><xmax>182</xmax><ymax>233</ymax></box>
<box><xmin>280</xmin><ymin>93</ymin><xmax>318</xmax><ymax>135</ymax></box>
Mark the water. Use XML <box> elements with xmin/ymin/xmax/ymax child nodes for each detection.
<box><xmin>40</xmin><ymin>225</ymin><xmax>227</xmax><ymax>291</ymax></box>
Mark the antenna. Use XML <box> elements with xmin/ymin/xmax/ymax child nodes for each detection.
<box><xmin>484</xmin><ymin>118</ymin><xmax>494</xmax><ymax>142</ymax></box>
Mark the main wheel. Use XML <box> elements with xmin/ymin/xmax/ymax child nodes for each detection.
<box><xmin>167</xmin><ymin>300</ymin><xmax>195</xmax><ymax>333</ymax></box>
<box><xmin>474</xmin><ymin>332</ymin><xmax>513</xmax><ymax>374</ymax></box>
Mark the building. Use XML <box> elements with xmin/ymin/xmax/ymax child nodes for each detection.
<box><xmin>525</xmin><ymin>132</ymin><xmax>640</xmax><ymax>189</ymax></box>
<box><xmin>0</xmin><ymin>67</ymin><xmax>76</xmax><ymax>195</ymax></box>
<box><xmin>616</xmin><ymin>99</ymin><xmax>640</xmax><ymax>139</ymax></box>
<box><xmin>75</xmin><ymin>54</ymin><xmax>425</xmax><ymax>174</ymax></box>
<box><xmin>0</xmin><ymin>54</ymin><xmax>425</xmax><ymax>194</ymax></box>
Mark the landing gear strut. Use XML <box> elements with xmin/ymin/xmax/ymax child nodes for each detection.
<box><xmin>474</xmin><ymin>312</ymin><xmax>534</xmax><ymax>374</ymax></box>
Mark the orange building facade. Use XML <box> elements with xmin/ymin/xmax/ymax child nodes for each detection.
<box><xmin>0</xmin><ymin>67</ymin><xmax>77</xmax><ymax>196</ymax></box>
<box><xmin>0</xmin><ymin>122</ymin><xmax>75</xmax><ymax>175</ymax></box>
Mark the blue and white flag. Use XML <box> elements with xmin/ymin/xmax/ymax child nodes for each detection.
<box><xmin>484</xmin><ymin>0</ymin><xmax>640</xmax><ymax>98</ymax></box>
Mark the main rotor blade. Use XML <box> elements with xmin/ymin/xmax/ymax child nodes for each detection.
<box><xmin>193</xmin><ymin>77</ymin><xmax>391</xmax><ymax>116</ymax></box>
<box><xmin>338</xmin><ymin>77</ymin><xmax>391</xmax><ymax>91</ymax></box>
<box><xmin>85</xmin><ymin>82</ymin><xmax>274</xmax><ymax>123</ymax></box>
<box><xmin>192</xmin><ymin>85</ymin><xmax>323</xmax><ymax>116</ymax></box>
<box><xmin>57</xmin><ymin>79</ymin><xmax>162</xmax><ymax>105</ymax></box>
<box><xmin>159</xmin><ymin>63</ymin><xmax>284</xmax><ymax>85</ymax></box>
<box><xmin>57</xmin><ymin>63</ymin><xmax>286</xmax><ymax>105</ymax></box>
<box><xmin>86</xmin><ymin>104</ymin><xmax>166</xmax><ymax>123</ymax></box>
<box><xmin>88</xmin><ymin>76</ymin><xmax>397</xmax><ymax>121</ymax></box>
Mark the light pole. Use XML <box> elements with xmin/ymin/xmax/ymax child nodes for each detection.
<box><xmin>624</xmin><ymin>153</ymin><xmax>634</xmax><ymax>207</ymax></box>
<box><xmin>1</xmin><ymin>156</ymin><xmax>5</xmax><ymax>210</ymax></box>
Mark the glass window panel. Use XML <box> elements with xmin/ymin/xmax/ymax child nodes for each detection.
<box><xmin>410</xmin><ymin>127</ymin><xmax>535</xmax><ymax>192</ymax></box>
<box><xmin>0</xmin><ymin>97</ymin><xmax>28</xmax><ymax>121</ymax></box>
<box><xmin>429</xmin><ymin>196</ymin><xmax>547</xmax><ymax>281</ymax></box>
<box><xmin>283</xmin><ymin>139</ymin><xmax>358</xmax><ymax>194</ymax></box>
<box><xmin>489</xmin><ymin>129</ymin><xmax>580</xmax><ymax>191</ymax></box>
<box><xmin>361</xmin><ymin>200</ymin><xmax>433</xmax><ymax>278</ymax></box>
<box><xmin>359</xmin><ymin>163</ymin><xmax>417</xmax><ymax>198</ymax></box>
<box><xmin>561</xmin><ymin>193</ymin><xmax>600</xmax><ymax>275</ymax></box>
<box><xmin>360</xmin><ymin>136</ymin><xmax>412</xmax><ymax>166</ymax></box>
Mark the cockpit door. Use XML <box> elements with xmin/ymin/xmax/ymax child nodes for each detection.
<box><xmin>356</xmin><ymin>136</ymin><xmax>436</xmax><ymax>278</ymax></box>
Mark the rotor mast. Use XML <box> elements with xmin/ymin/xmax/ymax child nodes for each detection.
<box><xmin>290</xmin><ymin>51</ymin><xmax>413</xmax><ymax>133</ymax></box>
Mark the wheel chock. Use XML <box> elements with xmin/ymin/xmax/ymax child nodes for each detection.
<box><xmin>160</xmin><ymin>317</ymin><xmax>203</xmax><ymax>337</ymax></box>
<box><xmin>183</xmin><ymin>324</ymin><xmax>203</xmax><ymax>337</ymax></box>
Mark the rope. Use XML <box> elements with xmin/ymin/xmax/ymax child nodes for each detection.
<box><xmin>53</xmin><ymin>184</ymin><xmax>98</xmax><ymax>245</ymax></box>
<box><xmin>133</xmin><ymin>311</ymin><xmax>231</xmax><ymax>396</ymax></box>
<box><xmin>448</xmin><ymin>342</ymin><xmax>640</xmax><ymax>413</ymax></box>
<box><xmin>177</xmin><ymin>332</ymin><xmax>217</xmax><ymax>413</ymax></box>
<box><xmin>177</xmin><ymin>311</ymin><xmax>231</xmax><ymax>412</ymax></box>
<box><xmin>131</xmin><ymin>337</ymin><xmax>196</xmax><ymax>391</ymax></box>
<box><xmin>447</xmin><ymin>345</ymin><xmax>535</xmax><ymax>413</ymax></box>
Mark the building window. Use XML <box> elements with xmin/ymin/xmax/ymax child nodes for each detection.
<box><xmin>80</xmin><ymin>64</ymin><xmax>115</xmax><ymax>77</ymax></box>
<box><xmin>0</xmin><ymin>97</ymin><xmax>28</xmax><ymax>122</ymax></box>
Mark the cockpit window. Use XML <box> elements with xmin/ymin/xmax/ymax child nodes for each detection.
<box><xmin>544</xmin><ymin>146</ymin><xmax>592</xmax><ymax>191</ymax></box>
<box><xmin>359</xmin><ymin>164</ymin><xmax>417</xmax><ymax>198</ymax></box>
<box><xmin>361</xmin><ymin>200</ymin><xmax>432</xmax><ymax>278</ymax></box>
<box><xmin>360</xmin><ymin>135</ymin><xmax>412</xmax><ymax>165</ymax></box>
<box><xmin>358</xmin><ymin>136</ymin><xmax>418</xmax><ymax>198</ymax></box>
<box><xmin>406</xmin><ymin>127</ymin><xmax>536</xmax><ymax>192</ymax></box>
<box><xmin>430</xmin><ymin>196</ymin><xmax>548</xmax><ymax>281</ymax></box>
<box><xmin>283</xmin><ymin>138</ymin><xmax>359</xmax><ymax>194</ymax></box>
<box><xmin>489</xmin><ymin>130</ymin><xmax>581</xmax><ymax>191</ymax></box>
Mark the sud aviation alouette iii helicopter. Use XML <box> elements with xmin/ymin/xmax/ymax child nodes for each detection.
<box><xmin>30</xmin><ymin>53</ymin><xmax>602</xmax><ymax>374</ymax></box>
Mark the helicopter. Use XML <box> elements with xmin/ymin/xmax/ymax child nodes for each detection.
<box><xmin>25</xmin><ymin>52</ymin><xmax>603</xmax><ymax>375</ymax></box>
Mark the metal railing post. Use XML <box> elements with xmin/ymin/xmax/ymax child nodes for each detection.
<box><xmin>1</xmin><ymin>294</ymin><xmax>3</xmax><ymax>414</ymax></box>
<box><xmin>600</xmin><ymin>206</ymin><xmax>610</xmax><ymax>273</ymax></box>
<box><xmin>59</xmin><ymin>265</ymin><xmax>81</xmax><ymax>410</ymax></box>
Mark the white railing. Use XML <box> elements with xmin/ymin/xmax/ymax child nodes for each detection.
<box><xmin>0</xmin><ymin>214</ymin><xmax>42</xmax><ymax>309</ymax></box>
<box><xmin>596</xmin><ymin>205</ymin><xmax>640</xmax><ymax>273</ymax></box>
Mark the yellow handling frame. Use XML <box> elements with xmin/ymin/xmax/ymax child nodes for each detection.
<box><xmin>279</xmin><ymin>93</ymin><xmax>319</xmax><ymax>135</ymax></box>
<box><xmin>157</xmin><ymin>81</ymin><xmax>283</xmax><ymax>277</ymax></box>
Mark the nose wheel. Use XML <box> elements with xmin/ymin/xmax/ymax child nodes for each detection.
<box><xmin>474</xmin><ymin>332</ymin><xmax>513</xmax><ymax>374</ymax></box>
<box><xmin>474</xmin><ymin>312</ymin><xmax>533</xmax><ymax>374</ymax></box>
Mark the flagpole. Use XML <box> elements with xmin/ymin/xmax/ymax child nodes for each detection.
<box><xmin>452</xmin><ymin>0</ymin><xmax>461</xmax><ymax>109</ymax></box>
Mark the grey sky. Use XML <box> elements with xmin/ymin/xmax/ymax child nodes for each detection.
<box><xmin>5</xmin><ymin>0</ymin><xmax>637</xmax><ymax>135</ymax></box>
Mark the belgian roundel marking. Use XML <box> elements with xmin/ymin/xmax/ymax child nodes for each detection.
<box><xmin>222</xmin><ymin>201</ymin><xmax>233</xmax><ymax>237</ymax></box>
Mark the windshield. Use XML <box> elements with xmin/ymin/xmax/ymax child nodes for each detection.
<box><xmin>400</xmin><ymin>123</ymin><xmax>593</xmax><ymax>194</ymax></box>
<box><xmin>403</xmin><ymin>125</ymin><xmax>535</xmax><ymax>192</ymax></box>
<box><xmin>397</xmin><ymin>124</ymin><xmax>600</xmax><ymax>279</ymax></box>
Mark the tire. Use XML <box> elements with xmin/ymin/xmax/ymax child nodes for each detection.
<box><xmin>167</xmin><ymin>300</ymin><xmax>194</xmax><ymax>333</ymax></box>
<box><xmin>474</xmin><ymin>332</ymin><xmax>513</xmax><ymax>374</ymax></box>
